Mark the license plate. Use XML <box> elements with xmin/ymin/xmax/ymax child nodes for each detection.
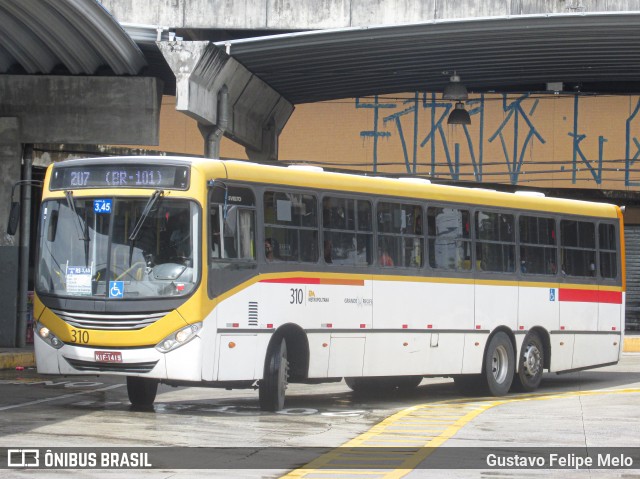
<box><xmin>94</xmin><ymin>351</ymin><xmax>123</xmax><ymax>363</ymax></box>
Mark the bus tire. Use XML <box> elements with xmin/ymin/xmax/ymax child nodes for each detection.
<box><xmin>512</xmin><ymin>332</ymin><xmax>544</xmax><ymax>392</ymax></box>
<box><xmin>483</xmin><ymin>332</ymin><xmax>515</xmax><ymax>396</ymax></box>
<box><xmin>126</xmin><ymin>376</ymin><xmax>158</xmax><ymax>408</ymax></box>
<box><xmin>259</xmin><ymin>339</ymin><xmax>288</xmax><ymax>411</ymax></box>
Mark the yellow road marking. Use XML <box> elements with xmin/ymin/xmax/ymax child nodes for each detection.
<box><xmin>279</xmin><ymin>387</ymin><xmax>640</xmax><ymax>479</ymax></box>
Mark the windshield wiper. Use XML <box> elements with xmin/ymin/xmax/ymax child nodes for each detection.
<box><xmin>65</xmin><ymin>190</ymin><xmax>90</xmax><ymax>265</ymax></box>
<box><xmin>65</xmin><ymin>191</ymin><xmax>89</xmax><ymax>242</ymax></box>
<box><xmin>129</xmin><ymin>190</ymin><xmax>164</xmax><ymax>265</ymax></box>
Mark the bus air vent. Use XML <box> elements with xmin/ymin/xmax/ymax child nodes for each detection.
<box><xmin>248</xmin><ymin>302</ymin><xmax>258</xmax><ymax>326</ymax></box>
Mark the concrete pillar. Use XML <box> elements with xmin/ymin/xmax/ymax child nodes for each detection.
<box><xmin>0</xmin><ymin>118</ymin><xmax>22</xmax><ymax>347</ymax></box>
<box><xmin>0</xmin><ymin>76</ymin><xmax>163</xmax><ymax>145</ymax></box>
<box><xmin>198</xmin><ymin>85</ymin><xmax>229</xmax><ymax>159</ymax></box>
<box><xmin>245</xmin><ymin>117</ymin><xmax>278</xmax><ymax>163</ymax></box>
<box><xmin>158</xmin><ymin>41</ymin><xmax>293</xmax><ymax>160</ymax></box>
<box><xmin>16</xmin><ymin>145</ymin><xmax>34</xmax><ymax>348</ymax></box>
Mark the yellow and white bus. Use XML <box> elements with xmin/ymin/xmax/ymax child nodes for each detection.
<box><xmin>33</xmin><ymin>156</ymin><xmax>625</xmax><ymax>410</ymax></box>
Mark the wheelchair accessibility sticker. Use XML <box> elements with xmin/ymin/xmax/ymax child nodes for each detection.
<box><xmin>109</xmin><ymin>281</ymin><xmax>124</xmax><ymax>299</ymax></box>
<box><xmin>550</xmin><ymin>288</ymin><xmax>556</xmax><ymax>301</ymax></box>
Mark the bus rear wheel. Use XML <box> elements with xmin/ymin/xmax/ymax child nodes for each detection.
<box><xmin>259</xmin><ymin>339</ymin><xmax>288</xmax><ymax>411</ymax></box>
<box><xmin>126</xmin><ymin>376</ymin><xmax>158</xmax><ymax>408</ymax></box>
<box><xmin>483</xmin><ymin>332</ymin><xmax>515</xmax><ymax>396</ymax></box>
<box><xmin>512</xmin><ymin>332</ymin><xmax>544</xmax><ymax>392</ymax></box>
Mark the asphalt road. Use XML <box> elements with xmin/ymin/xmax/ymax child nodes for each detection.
<box><xmin>1</xmin><ymin>354</ymin><xmax>639</xmax><ymax>478</ymax></box>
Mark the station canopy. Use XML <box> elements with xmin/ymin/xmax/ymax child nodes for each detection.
<box><xmin>2</xmin><ymin>5</ymin><xmax>640</xmax><ymax>105</ymax></box>
<box><xmin>0</xmin><ymin>0</ymin><xmax>145</xmax><ymax>77</ymax></box>
<box><xmin>213</xmin><ymin>12</ymin><xmax>640</xmax><ymax>104</ymax></box>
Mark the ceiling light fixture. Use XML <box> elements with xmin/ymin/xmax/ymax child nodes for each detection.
<box><xmin>443</xmin><ymin>72</ymin><xmax>468</xmax><ymax>101</ymax></box>
<box><xmin>447</xmin><ymin>101</ymin><xmax>471</xmax><ymax>125</ymax></box>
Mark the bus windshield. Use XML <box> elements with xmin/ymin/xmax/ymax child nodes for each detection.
<box><xmin>36</xmin><ymin>196</ymin><xmax>199</xmax><ymax>299</ymax></box>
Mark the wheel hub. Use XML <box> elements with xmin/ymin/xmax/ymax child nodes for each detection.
<box><xmin>492</xmin><ymin>345</ymin><xmax>509</xmax><ymax>383</ymax></box>
<box><xmin>522</xmin><ymin>344</ymin><xmax>542</xmax><ymax>377</ymax></box>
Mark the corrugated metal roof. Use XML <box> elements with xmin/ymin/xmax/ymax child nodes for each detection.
<box><xmin>0</xmin><ymin>0</ymin><xmax>146</xmax><ymax>76</ymax></box>
<box><xmin>218</xmin><ymin>12</ymin><xmax>640</xmax><ymax>104</ymax></box>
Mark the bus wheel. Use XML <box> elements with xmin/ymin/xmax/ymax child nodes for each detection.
<box><xmin>512</xmin><ymin>332</ymin><xmax>544</xmax><ymax>392</ymax></box>
<box><xmin>483</xmin><ymin>332</ymin><xmax>514</xmax><ymax>396</ymax></box>
<box><xmin>259</xmin><ymin>339</ymin><xmax>288</xmax><ymax>411</ymax></box>
<box><xmin>126</xmin><ymin>376</ymin><xmax>158</xmax><ymax>408</ymax></box>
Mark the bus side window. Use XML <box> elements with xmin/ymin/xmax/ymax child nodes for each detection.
<box><xmin>264</xmin><ymin>190</ymin><xmax>318</xmax><ymax>263</ymax></box>
<box><xmin>211</xmin><ymin>205</ymin><xmax>255</xmax><ymax>260</ymax></box>
<box><xmin>560</xmin><ymin>219</ymin><xmax>596</xmax><ymax>277</ymax></box>
<box><xmin>322</xmin><ymin>196</ymin><xmax>372</xmax><ymax>266</ymax></box>
<box><xmin>427</xmin><ymin>206</ymin><xmax>471</xmax><ymax>271</ymax></box>
<box><xmin>210</xmin><ymin>185</ymin><xmax>256</xmax><ymax>261</ymax></box>
<box><xmin>518</xmin><ymin>215</ymin><xmax>557</xmax><ymax>275</ymax></box>
<box><xmin>376</xmin><ymin>201</ymin><xmax>423</xmax><ymax>268</ymax></box>
<box><xmin>599</xmin><ymin>223</ymin><xmax>617</xmax><ymax>279</ymax></box>
<box><xmin>476</xmin><ymin>211</ymin><xmax>515</xmax><ymax>273</ymax></box>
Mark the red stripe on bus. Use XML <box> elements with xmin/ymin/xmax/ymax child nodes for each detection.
<box><xmin>261</xmin><ymin>277</ymin><xmax>321</xmax><ymax>284</ymax></box>
<box><xmin>598</xmin><ymin>290</ymin><xmax>623</xmax><ymax>304</ymax></box>
<box><xmin>260</xmin><ymin>277</ymin><xmax>364</xmax><ymax>286</ymax></box>
<box><xmin>559</xmin><ymin>288</ymin><xmax>622</xmax><ymax>304</ymax></box>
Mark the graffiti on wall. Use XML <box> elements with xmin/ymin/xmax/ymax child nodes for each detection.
<box><xmin>356</xmin><ymin>93</ymin><xmax>640</xmax><ymax>188</ymax></box>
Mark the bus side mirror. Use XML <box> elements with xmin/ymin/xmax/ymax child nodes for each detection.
<box><xmin>6</xmin><ymin>201</ymin><xmax>20</xmax><ymax>236</ymax></box>
<box><xmin>6</xmin><ymin>179</ymin><xmax>43</xmax><ymax>236</ymax></box>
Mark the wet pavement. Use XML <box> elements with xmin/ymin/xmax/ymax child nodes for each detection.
<box><xmin>1</xmin><ymin>354</ymin><xmax>639</xmax><ymax>478</ymax></box>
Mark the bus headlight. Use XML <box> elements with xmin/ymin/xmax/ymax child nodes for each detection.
<box><xmin>36</xmin><ymin>322</ymin><xmax>64</xmax><ymax>350</ymax></box>
<box><xmin>155</xmin><ymin>322</ymin><xmax>201</xmax><ymax>353</ymax></box>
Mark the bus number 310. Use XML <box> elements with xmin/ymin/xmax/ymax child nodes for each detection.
<box><xmin>70</xmin><ymin>330</ymin><xmax>90</xmax><ymax>344</ymax></box>
<box><xmin>290</xmin><ymin>288</ymin><xmax>304</xmax><ymax>305</ymax></box>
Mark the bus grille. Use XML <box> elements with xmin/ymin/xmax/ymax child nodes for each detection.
<box><xmin>52</xmin><ymin>309</ymin><xmax>168</xmax><ymax>331</ymax></box>
<box><xmin>64</xmin><ymin>357</ymin><xmax>158</xmax><ymax>373</ymax></box>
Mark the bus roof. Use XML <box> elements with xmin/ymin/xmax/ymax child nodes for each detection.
<box><xmin>218</xmin><ymin>159</ymin><xmax>620</xmax><ymax>219</ymax></box>
<box><xmin>50</xmin><ymin>156</ymin><xmax>620</xmax><ymax>219</ymax></box>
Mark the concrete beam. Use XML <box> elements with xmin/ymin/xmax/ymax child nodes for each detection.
<box><xmin>0</xmin><ymin>76</ymin><xmax>162</xmax><ymax>145</ymax></box>
<box><xmin>158</xmin><ymin>41</ymin><xmax>294</xmax><ymax>160</ymax></box>
<box><xmin>101</xmin><ymin>0</ymin><xmax>639</xmax><ymax>30</ymax></box>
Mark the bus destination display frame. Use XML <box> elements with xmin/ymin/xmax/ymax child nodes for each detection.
<box><xmin>49</xmin><ymin>164</ymin><xmax>190</xmax><ymax>191</ymax></box>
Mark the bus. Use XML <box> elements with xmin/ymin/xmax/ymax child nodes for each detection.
<box><xmin>32</xmin><ymin>156</ymin><xmax>625</xmax><ymax>411</ymax></box>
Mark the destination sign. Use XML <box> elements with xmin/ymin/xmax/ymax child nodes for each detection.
<box><xmin>50</xmin><ymin>164</ymin><xmax>190</xmax><ymax>190</ymax></box>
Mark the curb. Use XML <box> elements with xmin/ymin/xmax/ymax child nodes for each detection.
<box><xmin>624</xmin><ymin>336</ymin><xmax>640</xmax><ymax>353</ymax></box>
<box><xmin>0</xmin><ymin>351</ymin><xmax>35</xmax><ymax>370</ymax></box>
